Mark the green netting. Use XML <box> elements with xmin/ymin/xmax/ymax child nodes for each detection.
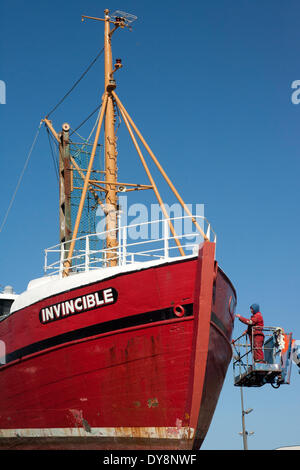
<box><xmin>69</xmin><ymin>139</ymin><xmax>105</xmax><ymax>269</ymax></box>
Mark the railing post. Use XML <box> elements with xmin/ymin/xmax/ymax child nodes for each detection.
<box><xmin>117</xmin><ymin>214</ymin><xmax>122</xmax><ymax>267</ymax></box>
<box><xmin>85</xmin><ymin>236</ymin><xmax>90</xmax><ymax>271</ymax></box>
<box><xmin>164</xmin><ymin>218</ymin><xmax>169</xmax><ymax>258</ymax></box>
<box><xmin>59</xmin><ymin>244</ymin><xmax>64</xmax><ymax>278</ymax></box>
<box><xmin>44</xmin><ymin>250</ymin><xmax>48</xmax><ymax>275</ymax></box>
<box><xmin>122</xmin><ymin>226</ymin><xmax>127</xmax><ymax>265</ymax></box>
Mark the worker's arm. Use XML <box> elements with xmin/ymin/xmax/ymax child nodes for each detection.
<box><xmin>236</xmin><ymin>314</ymin><xmax>252</xmax><ymax>326</ymax></box>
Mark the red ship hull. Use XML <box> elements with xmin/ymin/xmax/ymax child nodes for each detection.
<box><xmin>0</xmin><ymin>242</ymin><xmax>236</xmax><ymax>449</ymax></box>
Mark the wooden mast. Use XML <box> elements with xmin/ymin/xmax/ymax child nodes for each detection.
<box><xmin>41</xmin><ymin>119</ymin><xmax>73</xmax><ymax>257</ymax></box>
<box><xmin>59</xmin><ymin>123</ymin><xmax>72</xmax><ymax>260</ymax></box>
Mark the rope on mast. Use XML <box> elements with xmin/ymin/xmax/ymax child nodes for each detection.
<box><xmin>0</xmin><ymin>123</ymin><xmax>42</xmax><ymax>234</ymax></box>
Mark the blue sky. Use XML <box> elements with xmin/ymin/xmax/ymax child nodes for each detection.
<box><xmin>1</xmin><ymin>0</ymin><xmax>300</xmax><ymax>450</ymax></box>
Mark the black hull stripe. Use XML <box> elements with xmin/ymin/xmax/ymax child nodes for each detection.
<box><xmin>1</xmin><ymin>304</ymin><xmax>194</xmax><ymax>367</ymax></box>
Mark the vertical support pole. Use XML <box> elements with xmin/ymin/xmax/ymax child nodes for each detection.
<box><xmin>59</xmin><ymin>123</ymin><xmax>72</xmax><ymax>261</ymax></box>
<box><xmin>85</xmin><ymin>235</ymin><xmax>90</xmax><ymax>271</ymax></box>
<box><xmin>122</xmin><ymin>225</ymin><xmax>127</xmax><ymax>265</ymax></box>
<box><xmin>59</xmin><ymin>243</ymin><xmax>64</xmax><ymax>278</ymax></box>
<box><xmin>164</xmin><ymin>218</ymin><xmax>169</xmax><ymax>258</ymax></box>
<box><xmin>44</xmin><ymin>250</ymin><xmax>48</xmax><ymax>274</ymax></box>
<box><xmin>104</xmin><ymin>9</ymin><xmax>118</xmax><ymax>266</ymax></box>
<box><xmin>117</xmin><ymin>210</ymin><xmax>122</xmax><ymax>266</ymax></box>
<box><xmin>240</xmin><ymin>387</ymin><xmax>248</xmax><ymax>450</ymax></box>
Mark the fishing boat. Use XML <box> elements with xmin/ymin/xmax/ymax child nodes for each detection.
<box><xmin>0</xmin><ymin>10</ymin><xmax>237</xmax><ymax>450</ymax></box>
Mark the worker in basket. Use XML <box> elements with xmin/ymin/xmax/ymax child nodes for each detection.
<box><xmin>235</xmin><ymin>303</ymin><xmax>265</xmax><ymax>363</ymax></box>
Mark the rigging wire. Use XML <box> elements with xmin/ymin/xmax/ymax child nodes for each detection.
<box><xmin>0</xmin><ymin>123</ymin><xmax>42</xmax><ymax>234</ymax></box>
<box><xmin>1</xmin><ymin>47</ymin><xmax>105</xmax><ymax>235</ymax></box>
<box><xmin>71</xmin><ymin>103</ymin><xmax>103</xmax><ymax>157</ymax></box>
<box><xmin>46</xmin><ymin>47</ymin><xmax>104</xmax><ymax>118</ymax></box>
<box><xmin>78</xmin><ymin>102</ymin><xmax>102</xmax><ymax>144</ymax></box>
<box><xmin>70</xmin><ymin>103</ymin><xmax>102</xmax><ymax>138</ymax></box>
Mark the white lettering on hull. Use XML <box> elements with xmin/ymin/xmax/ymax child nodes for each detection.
<box><xmin>39</xmin><ymin>287</ymin><xmax>118</xmax><ymax>325</ymax></box>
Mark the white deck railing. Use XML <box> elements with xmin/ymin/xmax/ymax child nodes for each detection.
<box><xmin>44</xmin><ymin>215</ymin><xmax>216</xmax><ymax>277</ymax></box>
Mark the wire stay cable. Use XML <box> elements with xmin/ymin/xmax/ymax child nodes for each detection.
<box><xmin>0</xmin><ymin>123</ymin><xmax>42</xmax><ymax>234</ymax></box>
<box><xmin>70</xmin><ymin>103</ymin><xmax>102</xmax><ymax>137</ymax></box>
<box><xmin>46</xmin><ymin>47</ymin><xmax>104</xmax><ymax>118</ymax></box>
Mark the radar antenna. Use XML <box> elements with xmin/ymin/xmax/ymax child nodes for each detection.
<box><xmin>110</xmin><ymin>10</ymin><xmax>138</xmax><ymax>30</ymax></box>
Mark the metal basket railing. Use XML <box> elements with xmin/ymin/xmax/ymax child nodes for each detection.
<box><xmin>232</xmin><ymin>326</ymin><xmax>284</xmax><ymax>378</ymax></box>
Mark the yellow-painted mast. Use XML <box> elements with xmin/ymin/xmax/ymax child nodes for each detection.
<box><xmin>60</xmin><ymin>9</ymin><xmax>121</xmax><ymax>275</ymax></box>
<box><xmin>43</xmin><ymin>9</ymin><xmax>198</xmax><ymax>277</ymax></box>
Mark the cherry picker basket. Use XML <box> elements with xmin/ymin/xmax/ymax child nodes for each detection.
<box><xmin>232</xmin><ymin>326</ymin><xmax>293</xmax><ymax>388</ymax></box>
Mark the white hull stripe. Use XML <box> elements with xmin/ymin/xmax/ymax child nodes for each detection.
<box><xmin>0</xmin><ymin>426</ymin><xmax>194</xmax><ymax>440</ymax></box>
<box><xmin>12</xmin><ymin>256</ymin><xmax>196</xmax><ymax>313</ymax></box>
